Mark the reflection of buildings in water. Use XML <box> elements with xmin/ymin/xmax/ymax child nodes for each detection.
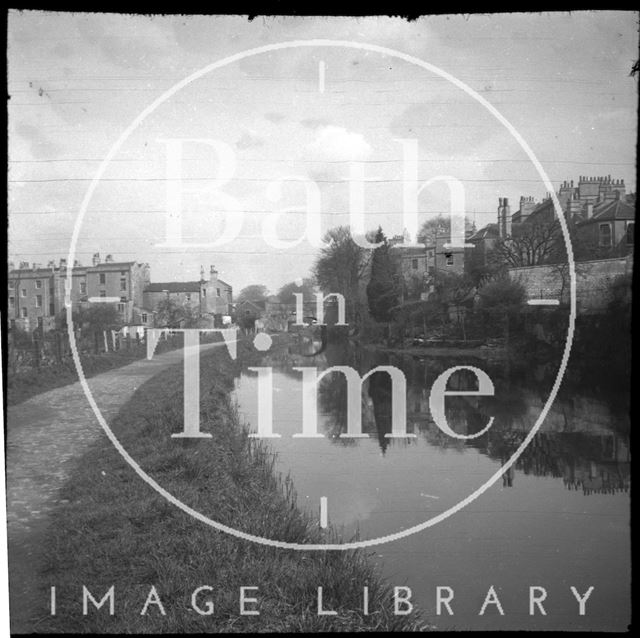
<box><xmin>487</xmin><ymin>429</ymin><xmax>630</xmax><ymax>495</ymax></box>
<box><xmin>262</xmin><ymin>342</ymin><xmax>630</xmax><ymax>493</ymax></box>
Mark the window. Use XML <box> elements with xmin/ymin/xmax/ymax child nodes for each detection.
<box><xmin>35</xmin><ymin>295</ymin><xmax>42</xmax><ymax>308</ymax></box>
<box><xmin>120</xmin><ymin>296</ymin><xmax>127</xmax><ymax>303</ymax></box>
<box><xmin>99</xmin><ymin>290</ymin><xmax>106</xmax><ymax>298</ymax></box>
<box><xmin>141</xmin><ymin>313</ymin><xmax>148</xmax><ymax>323</ymax></box>
<box><xmin>21</xmin><ymin>308</ymin><xmax>28</xmax><ymax>318</ymax></box>
<box><xmin>99</xmin><ymin>273</ymin><xmax>106</xmax><ymax>285</ymax></box>
<box><xmin>445</xmin><ymin>252</ymin><xmax>454</xmax><ymax>266</ymax></box>
<box><xmin>599</xmin><ymin>223</ymin><xmax>612</xmax><ymax>247</ymax></box>
<box><xmin>49</xmin><ymin>303</ymin><xmax>55</xmax><ymax>316</ymax></box>
<box><xmin>202</xmin><ymin>288</ymin><xmax>206</xmax><ymax>297</ymax></box>
<box><xmin>9</xmin><ymin>296</ymin><xmax>14</xmax><ymax>308</ymax></box>
<box><xmin>21</xmin><ymin>288</ymin><xmax>27</xmax><ymax>297</ymax></box>
<box><xmin>120</xmin><ymin>271</ymin><xmax>126</xmax><ymax>275</ymax></box>
<box><xmin>8</xmin><ymin>281</ymin><xmax>14</xmax><ymax>289</ymax></box>
<box><xmin>120</xmin><ymin>278</ymin><xmax>127</xmax><ymax>291</ymax></box>
<box><xmin>216</xmin><ymin>288</ymin><xmax>221</xmax><ymax>297</ymax></box>
<box><xmin>412</xmin><ymin>259</ymin><xmax>418</xmax><ymax>270</ymax></box>
<box><xmin>80</xmin><ymin>281</ymin><xmax>87</xmax><ymax>295</ymax></box>
<box><xmin>626</xmin><ymin>222</ymin><xmax>634</xmax><ymax>245</ymax></box>
<box><xmin>117</xmin><ymin>303</ymin><xmax>126</xmax><ymax>313</ymax></box>
<box><xmin>35</xmin><ymin>279</ymin><xmax>42</xmax><ymax>289</ymax></box>
<box><xmin>185</xmin><ymin>293</ymin><xmax>191</xmax><ymax>301</ymax></box>
<box><xmin>37</xmin><ymin>317</ymin><xmax>43</xmax><ymax>329</ymax></box>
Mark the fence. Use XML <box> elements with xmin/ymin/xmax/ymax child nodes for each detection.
<box><xmin>6</xmin><ymin>328</ymin><xmax>187</xmax><ymax>376</ymax></box>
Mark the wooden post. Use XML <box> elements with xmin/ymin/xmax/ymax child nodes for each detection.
<box><xmin>111</xmin><ymin>330</ymin><xmax>117</xmax><ymax>351</ymax></box>
<box><xmin>33</xmin><ymin>334</ymin><xmax>40</xmax><ymax>369</ymax></box>
<box><xmin>55</xmin><ymin>331</ymin><xmax>62</xmax><ymax>363</ymax></box>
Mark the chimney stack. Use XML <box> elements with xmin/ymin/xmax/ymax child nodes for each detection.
<box><xmin>92</xmin><ymin>252</ymin><xmax>101</xmax><ymax>266</ymax></box>
<box><xmin>210</xmin><ymin>265</ymin><xmax>218</xmax><ymax>278</ymax></box>
<box><xmin>498</xmin><ymin>197</ymin><xmax>511</xmax><ymax>238</ymax></box>
<box><xmin>60</xmin><ymin>258</ymin><xmax>67</xmax><ymax>270</ymax></box>
<box><xmin>105</xmin><ymin>254</ymin><xmax>113</xmax><ymax>263</ymax></box>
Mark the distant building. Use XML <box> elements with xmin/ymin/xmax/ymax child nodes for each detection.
<box><xmin>466</xmin><ymin>222</ymin><xmax>499</xmax><ymax>268</ymax></box>
<box><xmin>389</xmin><ymin>244</ymin><xmax>430</xmax><ymax>301</ymax></box>
<box><xmin>7</xmin><ymin>253</ymin><xmax>149</xmax><ymax>333</ymax></box>
<box><xmin>433</xmin><ymin>234</ymin><xmax>466</xmax><ymax>275</ymax></box>
<box><xmin>7</xmin><ymin>262</ymin><xmax>59</xmax><ymax>333</ymax></box>
<box><xmin>474</xmin><ymin>175</ymin><xmax>636</xmax><ymax>266</ymax></box>
<box><xmin>143</xmin><ymin>265</ymin><xmax>232</xmax><ymax>328</ymax></box>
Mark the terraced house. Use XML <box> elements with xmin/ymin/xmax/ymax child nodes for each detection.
<box><xmin>7</xmin><ymin>253</ymin><xmax>150</xmax><ymax>333</ymax></box>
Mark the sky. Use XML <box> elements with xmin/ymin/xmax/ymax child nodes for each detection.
<box><xmin>8</xmin><ymin>11</ymin><xmax>639</xmax><ymax>293</ymax></box>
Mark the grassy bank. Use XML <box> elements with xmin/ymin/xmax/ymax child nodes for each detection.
<box><xmin>6</xmin><ymin>335</ymin><xmax>182</xmax><ymax>407</ymax></box>
<box><xmin>32</xmin><ymin>341</ymin><xmax>429</xmax><ymax>633</ymax></box>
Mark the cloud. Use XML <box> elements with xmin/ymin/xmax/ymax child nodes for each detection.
<box><xmin>300</xmin><ymin>117</ymin><xmax>330</xmax><ymax>129</ymax></box>
<box><xmin>236</xmin><ymin>129</ymin><xmax>265</xmax><ymax>150</ymax></box>
<box><xmin>13</xmin><ymin>123</ymin><xmax>61</xmax><ymax>159</ymax></box>
<box><xmin>75</xmin><ymin>14</ymin><xmax>176</xmax><ymax>70</ymax></box>
<box><xmin>389</xmin><ymin>102</ymin><xmax>496</xmax><ymax>156</ymax></box>
<box><xmin>307</xmin><ymin>125</ymin><xmax>372</xmax><ymax>162</ymax></box>
<box><xmin>264</xmin><ymin>112</ymin><xmax>286</xmax><ymax>124</ymax></box>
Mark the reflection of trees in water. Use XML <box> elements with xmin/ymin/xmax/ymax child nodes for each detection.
<box><xmin>248</xmin><ymin>341</ymin><xmax>630</xmax><ymax>494</ymax></box>
<box><xmin>317</xmin><ymin>367</ymin><xmax>409</xmax><ymax>454</ymax></box>
<box><xmin>478</xmin><ymin>426</ymin><xmax>630</xmax><ymax>495</ymax></box>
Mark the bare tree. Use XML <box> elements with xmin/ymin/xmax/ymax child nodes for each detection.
<box><xmin>491</xmin><ymin>220</ymin><xmax>561</xmax><ymax>267</ymax></box>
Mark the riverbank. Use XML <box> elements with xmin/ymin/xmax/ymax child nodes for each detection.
<box><xmin>368</xmin><ymin>343</ymin><xmax>509</xmax><ymax>360</ymax></box>
<box><xmin>30</xmin><ymin>340</ymin><xmax>429</xmax><ymax>633</ymax></box>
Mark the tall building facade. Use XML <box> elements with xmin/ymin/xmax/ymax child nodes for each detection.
<box><xmin>7</xmin><ymin>253</ymin><xmax>150</xmax><ymax>332</ymax></box>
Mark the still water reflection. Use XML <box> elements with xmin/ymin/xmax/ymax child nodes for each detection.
<box><xmin>233</xmin><ymin>338</ymin><xmax>630</xmax><ymax>631</ymax></box>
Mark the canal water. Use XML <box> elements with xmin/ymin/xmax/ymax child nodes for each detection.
<box><xmin>232</xmin><ymin>337</ymin><xmax>630</xmax><ymax>631</ymax></box>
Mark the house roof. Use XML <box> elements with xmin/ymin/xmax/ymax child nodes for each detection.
<box><xmin>468</xmin><ymin>223</ymin><xmax>499</xmax><ymax>242</ymax></box>
<box><xmin>88</xmin><ymin>261</ymin><xmax>138</xmax><ymax>270</ymax></box>
<box><xmin>211</xmin><ymin>278</ymin><xmax>231</xmax><ymax>289</ymax></box>
<box><xmin>235</xmin><ymin>299</ymin><xmax>266</xmax><ymax>311</ymax></box>
<box><xmin>144</xmin><ymin>281</ymin><xmax>201</xmax><ymax>293</ymax></box>
<box><xmin>577</xmin><ymin>198</ymin><xmax>635</xmax><ymax>225</ymax></box>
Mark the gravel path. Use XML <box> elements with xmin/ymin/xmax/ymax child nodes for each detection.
<box><xmin>5</xmin><ymin>341</ymin><xmax>222</xmax><ymax>633</ymax></box>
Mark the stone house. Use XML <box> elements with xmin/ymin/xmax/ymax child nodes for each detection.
<box><xmin>511</xmin><ymin>176</ymin><xmax>634</xmax><ymax>260</ymax></box>
<box><xmin>433</xmin><ymin>234</ymin><xmax>466</xmax><ymax>276</ymax></box>
<box><xmin>142</xmin><ymin>265</ymin><xmax>232</xmax><ymax>328</ymax></box>
<box><xmin>7</xmin><ymin>253</ymin><xmax>149</xmax><ymax>333</ymax></box>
